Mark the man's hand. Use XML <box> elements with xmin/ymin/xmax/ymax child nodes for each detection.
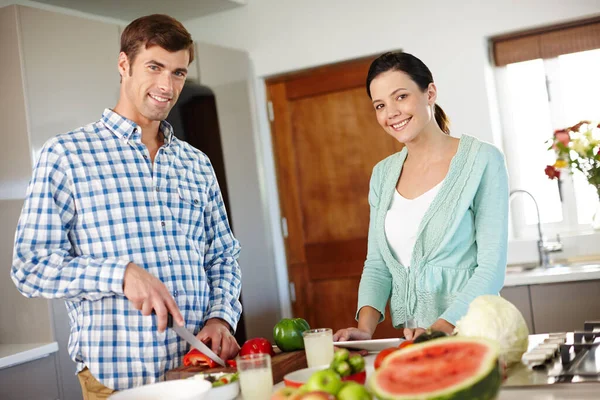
<box><xmin>123</xmin><ymin>262</ymin><xmax>184</xmax><ymax>332</ymax></box>
<box><xmin>196</xmin><ymin>318</ymin><xmax>240</xmax><ymax>361</ymax></box>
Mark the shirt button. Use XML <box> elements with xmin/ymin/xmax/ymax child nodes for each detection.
<box><xmin>168</xmin><ymin>255</ymin><xmax>173</xmax><ymax>264</ymax></box>
<box><xmin>173</xmin><ymin>290</ymin><xmax>178</xmax><ymax>297</ymax></box>
<box><xmin>193</xmin><ymin>199</ymin><xmax>199</xmax><ymax>205</ymax></box>
<box><xmin>156</xmin><ymin>186</ymin><xmax>160</xmax><ymax>192</ymax></box>
<box><xmin>161</xmin><ymin>221</ymin><xmax>166</xmax><ymax>227</ymax></box>
<box><xmin>143</xmin><ymin>154</ymin><xmax>148</xmax><ymax>159</ymax></box>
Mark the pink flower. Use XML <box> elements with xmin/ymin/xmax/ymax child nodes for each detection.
<box><xmin>553</xmin><ymin>129</ymin><xmax>570</xmax><ymax>147</ymax></box>
<box><xmin>544</xmin><ymin>165</ymin><xmax>561</xmax><ymax>180</ymax></box>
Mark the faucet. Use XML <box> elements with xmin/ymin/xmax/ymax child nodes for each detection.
<box><xmin>509</xmin><ymin>189</ymin><xmax>563</xmax><ymax>268</ymax></box>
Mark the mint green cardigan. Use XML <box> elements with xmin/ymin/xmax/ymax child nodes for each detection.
<box><xmin>357</xmin><ymin>134</ymin><xmax>509</xmax><ymax>329</ymax></box>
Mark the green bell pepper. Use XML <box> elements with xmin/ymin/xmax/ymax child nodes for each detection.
<box><xmin>273</xmin><ymin>318</ymin><xmax>310</xmax><ymax>352</ymax></box>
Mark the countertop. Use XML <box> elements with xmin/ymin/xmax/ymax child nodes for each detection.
<box><xmin>0</xmin><ymin>342</ymin><xmax>58</xmax><ymax>369</ymax></box>
<box><xmin>503</xmin><ymin>262</ymin><xmax>600</xmax><ymax>287</ymax></box>
<box><xmin>271</xmin><ymin>335</ymin><xmax>600</xmax><ymax>399</ymax></box>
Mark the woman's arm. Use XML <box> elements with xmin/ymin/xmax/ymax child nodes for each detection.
<box><xmin>439</xmin><ymin>147</ymin><xmax>509</xmax><ymax>325</ymax></box>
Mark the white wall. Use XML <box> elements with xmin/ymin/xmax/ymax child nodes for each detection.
<box><xmin>186</xmin><ymin>0</ymin><xmax>600</xmax><ymax>143</ymax></box>
<box><xmin>184</xmin><ymin>0</ymin><xmax>600</xmax><ymax>312</ymax></box>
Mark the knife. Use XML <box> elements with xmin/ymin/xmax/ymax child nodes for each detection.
<box><xmin>165</xmin><ymin>313</ymin><xmax>227</xmax><ymax>367</ymax></box>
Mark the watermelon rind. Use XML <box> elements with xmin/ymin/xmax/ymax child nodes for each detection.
<box><xmin>369</xmin><ymin>337</ymin><xmax>501</xmax><ymax>400</ymax></box>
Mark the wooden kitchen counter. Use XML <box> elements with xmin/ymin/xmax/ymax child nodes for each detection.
<box><xmin>166</xmin><ymin>349</ymin><xmax>307</xmax><ymax>384</ymax></box>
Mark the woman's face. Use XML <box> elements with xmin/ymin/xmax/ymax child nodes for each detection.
<box><xmin>370</xmin><ymin>70</ymin><xmax>437</xmax><ymax>143</ymax></box>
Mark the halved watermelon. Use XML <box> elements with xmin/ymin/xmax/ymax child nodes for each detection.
<box><xmin>369</xmin><ymin>337</ymin><xmax>501</xmax><ymax>400</ymax></box>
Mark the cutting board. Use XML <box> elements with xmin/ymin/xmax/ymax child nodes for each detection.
<box><xmin>165</xmin><ymin>350</ymin><xmax>308</xmax><ymax>384</ymax></box>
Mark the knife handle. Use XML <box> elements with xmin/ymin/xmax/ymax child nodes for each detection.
<box><xmin>151</xmin><ymin>310</ymin><xmax>174</xmax><ymax>328</ymax></box>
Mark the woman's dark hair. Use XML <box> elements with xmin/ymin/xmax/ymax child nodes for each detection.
<box><xmin>366</xmin><ymin>52</ymin><xmax>450</xmax><ymax>134</ymax></box>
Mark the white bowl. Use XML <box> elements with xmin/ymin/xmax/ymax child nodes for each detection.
<box><xmin>189</xmin><ymin>372</ymin><xmax>240</xmax><ymax>400</ymax></box>
<box><xmin>109</xmin><ymin>379</ymin><xmax>211</xmax><ymax>400</ymax></box>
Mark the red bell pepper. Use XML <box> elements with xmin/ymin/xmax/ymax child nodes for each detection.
<box><xmin>226</xmin><ymin>359</ymin><xmax>237</xmax><ymax>368</ymax></box>
<box><xmin>183</xmin><ymin>348</ymin><xmax>238</xmax><ymax>369</ymax></box>
<box><xmin>183</xmin><ymin>348</ymin><xmax>217</xmax><ymax>368</ymax></box>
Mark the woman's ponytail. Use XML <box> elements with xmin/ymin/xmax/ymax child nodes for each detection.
<box><xmin>434</xmin><ymin>104</ymin><xmax>450</xmax><ymax>135</ymax></box>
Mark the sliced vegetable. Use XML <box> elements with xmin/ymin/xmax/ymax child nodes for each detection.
<box><xmin>183</xmin><ymin>348</ymin><xmax>217</xmax><ymax>368</ymax></box>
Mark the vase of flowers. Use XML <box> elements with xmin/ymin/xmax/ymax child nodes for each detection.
<box><xmin>545</xmin><ymin>120</ymin><xmax>600</xmax><ymax>230</ymax></box>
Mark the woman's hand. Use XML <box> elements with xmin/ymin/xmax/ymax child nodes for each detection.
<box><xmin>333</xmin><ymin>327</ymin><xmax>372</xmax><ymax>342</ymax></box>
<box><xmin>404</xmin><ymin>319</ymin><xmax>455</xmax><ymax>340</ymax></box>
<box><xmin>430</xmin><ymin>319</ymin><xmax>455</xmax><ymax>335</ymax></box>
<box><xmin>403</xmin><ymin>327</ymin><xmax>426</xmax><ymax>340</ymax></box>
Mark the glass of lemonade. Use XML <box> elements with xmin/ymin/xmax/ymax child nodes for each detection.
<box><xmin>236</xmin><ymin>353</ymin><xmax>273</xmax><ymax>399</ymax></box>
<box><xmin>302</xmin><ymin>328</ymin><xmax>334</xmax><ymax>368</ymax></box>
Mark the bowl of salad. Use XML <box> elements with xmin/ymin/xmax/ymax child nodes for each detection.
<box><xmin>190</xmin><ymin>371</ymin><xmax>239</xmax><ymax>400</ymax></box>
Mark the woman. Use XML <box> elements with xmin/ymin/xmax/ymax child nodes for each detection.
<box><xmin>333</xmin><ymin>52</ymin><xmax>508</xmax><ymax>341</ymax></box>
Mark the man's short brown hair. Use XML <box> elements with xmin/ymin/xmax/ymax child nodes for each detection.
<box><xmin>120</xmin><ymin>14</ymin><xmax>194</xmax><ymax>66</ymax></box>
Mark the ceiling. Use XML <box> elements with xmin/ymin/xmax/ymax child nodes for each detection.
<box><xmin>33</xmin><ymin>0</ymin><xmax>246</xmax><ymax>22</ymax></box>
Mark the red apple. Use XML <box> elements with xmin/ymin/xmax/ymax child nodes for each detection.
<box><xmin>271</xmin><ymin>386</ymin><xmax>302</xmax><ymax>400</ymax></box>
<box><xmin>298</xmin><ymin>391</ymin><xmax>336</xmax><ymax>400</ymax></box>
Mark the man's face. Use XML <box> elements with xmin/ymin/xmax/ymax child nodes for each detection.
<box><xmin>118</xmin><ymin>45</ymin><xmax>189</xmax><ymax>123</ymax></box>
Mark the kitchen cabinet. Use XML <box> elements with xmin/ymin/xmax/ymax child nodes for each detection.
<box><xmin>500</xmin><ymin>286</ymin><xmax>534</xmax><ymax>334</ymax></box>
<box><xmin>530</xmin><ymin>279</ymin><xmax>600</xmax><ymax>333</ymax></box>
<box><xmin>0</xmin><ymin>354</ymin><xmax>60</xmax><ymax>400</ymax></box>
<box><xmin>502</xmin><ymin>279</ymin><xmax>600</xmax><ymax>334</ymax></box>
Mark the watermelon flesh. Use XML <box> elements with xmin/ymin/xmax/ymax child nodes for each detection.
<box><xmin>370</xmin><ymin>337</ymin><xmax>501</xmax><ymax>400</ymax></box>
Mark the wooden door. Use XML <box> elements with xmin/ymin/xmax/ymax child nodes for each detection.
<box><xmin>267</xmin><ymin>57</ymin><xmax>404</xmax><ymax>338</ymax></box>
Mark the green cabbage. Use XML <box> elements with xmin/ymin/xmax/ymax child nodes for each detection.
<box><xmin>454</xmin><ymin>295</ymin><xmax>529</xmax><ymax>365</ymax></box>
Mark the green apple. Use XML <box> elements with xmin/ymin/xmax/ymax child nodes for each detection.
<box><xmin>337</xmin><ymin>382</ymin><xmax>372</xmax><ymax>400</ymax></box>
<box><xmin>332</xmin><ymin>348</ymin><xmax>350</xmax><ymax>363</ymax></box>
<box><xmin>348</xmin><ymin>354</ymin><xmax>365</xmax><ymax>373</ymax></box>
<box><xmin>304</xmin><ymin>369</ymin><xmax>343</xmax><ymax>395</ymax></box>
<box><xmin>334</xmin><ymin>361</ymin><xmax>352</xmax><ymax>377</ymax></box>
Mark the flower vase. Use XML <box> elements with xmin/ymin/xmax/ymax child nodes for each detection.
<box><xmin>593</xmin><ymin>191</ymin><xmax>600</xmax><ymax>231</ymax></box>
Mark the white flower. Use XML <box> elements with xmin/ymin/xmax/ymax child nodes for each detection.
<box><xmin>570</xmin><ymin>137</ymin><xmax>590</xmax><ymax>157</ymax></box>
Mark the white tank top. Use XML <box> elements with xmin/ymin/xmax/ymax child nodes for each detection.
<box><xmin>384</xmin><ymin>181</ymin><xmax>443</xmax><ymax>267</ymax></box>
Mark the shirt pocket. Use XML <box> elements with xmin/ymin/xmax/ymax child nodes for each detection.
<box><xmin>174</xmin><ymin>179</ymin><xmax>208</xmax><ymax>241</ymax></box>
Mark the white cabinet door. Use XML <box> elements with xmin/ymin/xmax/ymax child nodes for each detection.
<box><xmin>18</xmin><ymin>5</ymin><xmax>121</xmax><ymax>164</ymax></box>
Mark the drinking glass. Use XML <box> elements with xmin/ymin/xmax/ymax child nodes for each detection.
<box><xmin>236</xmin><ymin>353</ymin><xmax>273</xmax><ymax>399</ymax></box>
<box><xmin>302</xmin><ymin>328</ymin><xmax>334</xmax><ymax>368</ymax></box>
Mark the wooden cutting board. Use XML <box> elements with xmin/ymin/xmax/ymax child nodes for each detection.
<box><xmin>165</xmin><ymin>350</ymin><xmax>308</xmax><ymax>384</ymax></box>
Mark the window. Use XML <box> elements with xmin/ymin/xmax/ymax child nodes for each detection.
<box><xmin>495</xmin><ymin>49</ymin><xmax>600</xmax><ymax>239</ymax></box>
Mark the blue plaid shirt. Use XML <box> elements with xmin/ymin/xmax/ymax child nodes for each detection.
<box><xmin>11</xmin><ymin>109</ymin><xmax>242</xmax><ymax>390</ymax></box>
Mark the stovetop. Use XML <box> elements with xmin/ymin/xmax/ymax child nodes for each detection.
<box><xmin>504</xmin><ymin>321</ymin><xmax>600</xmax><ymax>387</ymax></box>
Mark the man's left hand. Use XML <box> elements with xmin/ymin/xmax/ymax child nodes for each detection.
<box><xmin>196</xmin><ymin>318</ymin><xmax>240</xmax><ymax>361</ymax></box>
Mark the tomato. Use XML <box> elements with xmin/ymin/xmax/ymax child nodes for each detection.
<box><xmin>374</xmin><ymin>347</ymin><xmax>399</xmax><ymax>370</ymax></box>
<box><xmin>273</xmin><ymin>318</ymin><xmax>310</xmax><ymax>352</ymax></box>
<box><xmin>226</xmin><ymin>359</ymin><xmax>237</xmax><ymax>368</ymax></box>
<box><xmin>239</xmin><ymin>337</ymin><xmax>276</xmax><ymax>357</ymax></box>
<box><xmin>399</xmin><ymin>340</ymin><xmax>414</xmax><ymax>350</ymax></box>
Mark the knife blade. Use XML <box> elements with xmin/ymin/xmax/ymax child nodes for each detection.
<box><xmin>166</xmin><ymin>313</ymin><xmax>226</xmax><ymax>367</ymax></box>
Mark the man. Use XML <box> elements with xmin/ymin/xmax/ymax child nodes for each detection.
<box><xmin>11</xmin><ymin>14</ymin><xmax>242</xmax><ymax>397</ymax></box>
